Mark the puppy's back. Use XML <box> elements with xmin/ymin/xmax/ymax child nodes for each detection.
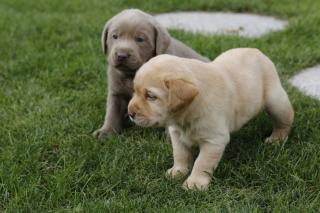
<box><xmin>192</xmin><ymin>48</ymin><xmax>282</xmax><ymax>131</ymax></box>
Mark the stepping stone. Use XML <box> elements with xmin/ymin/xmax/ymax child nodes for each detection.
<box><xmin>290</xmin><ymin>65</ymin><xmax>320</xmax><ymax>100</ymax></box>
<box><xmin>155</xmin><ymin>12</ymin><xmax>288</xmax><ymax>37</ymax></box>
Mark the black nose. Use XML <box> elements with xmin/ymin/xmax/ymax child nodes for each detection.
<box><xmin>128</xmin><ymin>112</ymin><xmax>136</xmax><ymax>119</ymax></box>
<box><xmin>117</xmin><ymin>52</ymin><xmax>129</xmax><ymax>62</ymax></box>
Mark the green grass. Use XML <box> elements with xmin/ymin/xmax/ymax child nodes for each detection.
<box><xmin>1</xmin><ymin>0</ymin><xmax>320</xmax><ymax>211</ymax></box>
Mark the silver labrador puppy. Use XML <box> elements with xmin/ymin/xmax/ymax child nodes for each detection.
<box><xmin>93</xmin><ymin>9</ymin><xmax>209</xmax><ymax>139</ymax></box>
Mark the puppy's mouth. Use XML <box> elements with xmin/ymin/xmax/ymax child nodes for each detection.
<box><xmin>130</xmin><ymin>116</ymin><xmax>158</xmax><ymax>128</ymax></box>
<box><xmin>112</xmin><ymin>58</ymin><xmax>142</xmax><ymax>71</ymax></box>
<box><xmin>115</xmin><ymin>64</ymin><xmax>139</xmax><ymax>74</ymax></box>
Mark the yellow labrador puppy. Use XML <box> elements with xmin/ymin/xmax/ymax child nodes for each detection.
<box><xmin>128</xmin><ymin>48</ymin><xmax>294</xmax><ymax>190</ymax></box>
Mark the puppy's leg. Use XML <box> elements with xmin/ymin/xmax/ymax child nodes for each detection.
<box><xmin>183</xmin><ymin>135</ymin><xmax>229</xmax><ymax>191</ymax></box>
<box><xmin>165</xmin><ymin>127</ymin><xmax>171</xmax><ymax>144</ymax></box>
<box><xmin>93</xmin><ymin>94</ymin><xmax>127</xmax><ymax>140</ymax></box>
<box><xmin>265</xmin><ymin>86</ymin><xmax>294</xmax><ymax>144</ymax></box>
<box><xmin>166</xmin><ymin>128</ymin><xmax>193</xmax><ymax>179</ymax></box>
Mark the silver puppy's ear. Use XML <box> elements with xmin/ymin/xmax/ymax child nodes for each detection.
<box><xmin>152</xmin><ymin>20</ymin><xmax>171</xmax><ymax>55</ymax></box>
<box><xmin>101</xmin><ymin>18</ymin><xmax>114</xmax><ymax>55</ymax></box>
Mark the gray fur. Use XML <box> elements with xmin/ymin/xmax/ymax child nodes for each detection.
<box><xmin>93</xmin><ymin>9</ymin><xmax>209</xmax><ymax>139</ymax></box>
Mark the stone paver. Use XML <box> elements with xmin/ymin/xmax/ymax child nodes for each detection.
<box><xmin>290</xmin><ymin>65</ymin><xmax>320</xmax><ymax>100</ymax></box>
<box><xmin>155</xmin><ymin>12</ymin><xmax>287</xmax><ymax>37</ymax></box>
<box><xmin>155</xmin><ymin>11</ymin><xmax>320</xmax><ymax>100</ymax></box>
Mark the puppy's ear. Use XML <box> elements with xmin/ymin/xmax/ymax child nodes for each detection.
<box><xmin>101</xmin><ymin>18</ymin><xmax>114</xmax><ymax>55</ymax></box>
<box><xmin>152</xmin><ymin>20</ymin><xmax>171</xmax><ymax>55</ymax></box>
<box><xmin>165</xmin><ymin>79</ymin><xmax>198</xmax><ymax>112</ymax></box>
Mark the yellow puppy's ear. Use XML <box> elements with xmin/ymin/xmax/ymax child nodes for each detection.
<box><xmin>165</xmin><ymin>79</ymin><xmax>198</xmax><ymax>112</ymax></box>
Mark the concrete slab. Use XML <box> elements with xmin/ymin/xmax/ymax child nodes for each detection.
<box><xmin>155</xmin><ymin>12</ymin><xmax>288</xmax><ymax>37</ymax></box>
<box><xmin>290</xmin><ymin>65</ymin><xmax>320</xmax><ymax>100</ymax></box>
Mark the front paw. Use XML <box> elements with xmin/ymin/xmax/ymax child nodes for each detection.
<box><xmin>92</xmin><ymin>127</ymin><xmax>116</xmax><ymax>140</ymax></box>
<box><xmin>166</xmin><ymin>166</ymin><xmax>189</xmax><ymax>179</ymax></box>
<box><xmin>182</xmin><ymin>175</ymin><xmax>211</xmax><ymax>191</ymax></box>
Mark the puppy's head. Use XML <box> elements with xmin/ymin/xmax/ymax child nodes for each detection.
<box><xmin>101</xmin><ymin>9</ymin><xmax>171</xmax><ymax>74</ymax></box>
<box><xmin>128</xmin><ymin>55</ymin><xmax>198</xmax><ymax>127</ymax></box>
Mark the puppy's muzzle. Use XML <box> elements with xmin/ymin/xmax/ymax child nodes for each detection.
<box><xmin>128</xmin><ymin>112</ymin><xmax>136</xmax><ymax>120</ymax></box>
<box><xmin>116</xmin><ymin>51</ymin><xmax>130</xmax><ymax>63</ymax></box>
<box><xmin>128</xmin><ymin>102</ymin><xmax>137</xmax><ymax>121</ymax></box>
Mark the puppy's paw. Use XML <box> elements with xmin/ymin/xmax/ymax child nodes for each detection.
<box><xmin>182</xmin><ymin>175</ymin><xmax>211</xmax><ymax>191</ymax></box>
<box><xmin>166</xmin><ymin>166</ymin><xmax>189</xmax><ymax>179</ymax></box>
<box><xmin>264</xmin><ymin>135</ymin><xmax>287</xmax><ymax>144</ymax></box>
<box><xmin>265</xmin><ymin>128</ymin><xmax>290</xmax><ymax>144</ymax></box>
<box><xmin>264</xmin><ymin>137</ymin><xmax>279</xmax><ymax>144</ymax></box>
<box><xmin>93</xmin><ymin>128</ymin><xmax>116</xmax><ymax>140</ymax></box>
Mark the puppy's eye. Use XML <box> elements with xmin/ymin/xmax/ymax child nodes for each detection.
<box><xmin>135</xmin><ymin>37</ymin><xmax>144</xmax><ymax>43</ymax></box>
<box><xmin>112</xmin><ymin>34</ymin><xmax>118</xmax><ymax>39</ymax></box>
<box><xmin>145</xmin><ymin>91</ymin><xmax>157</xmax><ymax>101</ymax></box>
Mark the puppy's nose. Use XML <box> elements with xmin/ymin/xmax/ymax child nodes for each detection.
<box><xmin>128</xmin><ymin>112</ymin><xmax>136</xmax><ymax>119</ymax></box>
<box><xmin>116</xmin><ymin>52</ymin><xmax>129</xmax><ymax>62</ymax></box>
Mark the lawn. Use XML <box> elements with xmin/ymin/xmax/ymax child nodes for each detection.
<box><xmin>1</xmin><ymin>0</ymin><xmax>320</xmax><ymax>212</ymax></box>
